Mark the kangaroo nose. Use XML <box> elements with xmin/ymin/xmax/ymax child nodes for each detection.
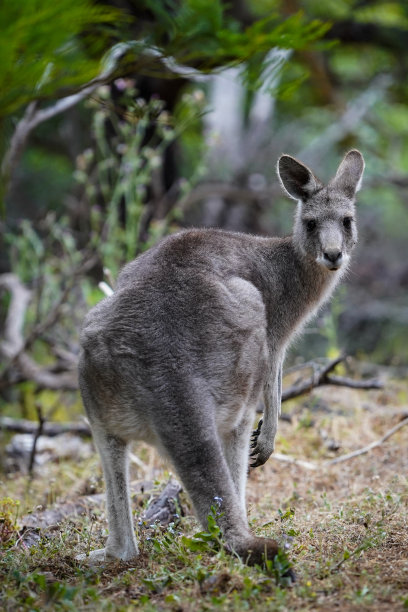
<box><xmin>324</xmin><ymin>250</ymin><xmax>342</xmax><ymax>264</ymax></box>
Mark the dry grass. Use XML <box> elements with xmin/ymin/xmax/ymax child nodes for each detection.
<box><xmin>1</xmin><ymin>375</ymin><xmax>408</xmax><ymax>610</ymax></box>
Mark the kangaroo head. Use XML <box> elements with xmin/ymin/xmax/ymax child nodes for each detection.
<box><xmin>277</xmin><ymin>150</ymin><xmax>365</xmax><ymax>272</ymax></box>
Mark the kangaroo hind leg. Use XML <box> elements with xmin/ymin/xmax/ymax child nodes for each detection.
<box><xmin>221</xmin><ymin>409</ymin><xmax>254</xmax><ymax>517</ymax></box>
<box><xmin>155</xmin><ymin>392</ymin><xmax>279</xmax><ymax>566</ymax></box>
<box><xmin>77</xmin><ymin>426</ymin><xmax>138</xmax><ymax>563</ymax></box>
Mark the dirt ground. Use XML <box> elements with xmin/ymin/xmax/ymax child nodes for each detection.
<box><xmin>1</xmin><ymin>370</ymin><xmax>408</xmax><ymax>610</ymax></box>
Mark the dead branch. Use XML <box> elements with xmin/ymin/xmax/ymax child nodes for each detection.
<box><xmin>326</xmin><ymin>416</ymin><xmax>408</xmax><ymax>466</ymax></box>
<box><xmin>0</xmin><ymin>258</ymin><xmax>96</xmax><ymax>391</ymax></box>
<box><xmin>0</xmin><ymin>274</ymin><xmax>31</xmax><ymax>359</ymax></box>
<box><xmin>9</xmin><ymin>353</ymin><xmax>78</xmax><ymax>391</ymax></box>
<box><xmin>28</xmin><ymin>405</ymin><xmax>45</xmax><ymax>475</ymax></box>
<box><xmin>281</xmin><ymin>355</ymin><xmax>383</xmax><ymax>402</ymax></box>
<box><xmin>0</xmin><ymin>274</ymin><xmax>77</xmax><ymax>389</ymax></box>
<box><xmin>269</xmin><ymin>416</ymin><xmax>408</xmax><ymax>470</ymax></box>
<box><xmin>0</xmin><ymin>416</ymin><xmax>91</xmax><ymax>437</ymax></box>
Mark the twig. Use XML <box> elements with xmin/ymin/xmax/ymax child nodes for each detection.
<box><xmin>28</xmin><ymin>405</ymin><xmax>45</xmax><ymax>475</ymax></box>
<box><xmin>272</xmin><ymin>452</ymin><xmax>317</xmax><ymax>471</ymax></box>
<box><xmin>0</xmin><ymin>416</ymin><xmax>91</xmax><ymax>438</ymax></box>
<box><xmin>98</xmin><ymin>282</ymin><xmax>114</xmax><ymax>297</ymax></box>
<box><xmin>0</xmin><ymin>257</ymin><xmax>96</xmax><ymax>391</ymax></box>
<box><xmin>281</xmin><ymin>355</ymin><xmax>383</xmax><ymax>402</ymax></box>
<box><xmin>0</xmin><ymin>274</ymin><xmax>32</xmax><ymax>359</ymax></box>
<box><xmin>326</xmin><ymin>416</ymin><xmax>408</xmax><ymax>466</ymax></box>
<box><xmin>270</xmin><ymin>416</ymin><xmax>408</xmax><ymax>470</ymax></box>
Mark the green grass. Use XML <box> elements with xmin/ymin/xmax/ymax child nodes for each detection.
<box><xmin>1</xmin><ymin>376</ymin><xmax>408</xmax><ymax>610</ymax></box>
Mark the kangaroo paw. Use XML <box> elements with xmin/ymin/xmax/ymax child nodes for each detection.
<box><xmin>250</xmin><ymin>418</ymin><xmax>263</xmax><ymax>448</ymax></box>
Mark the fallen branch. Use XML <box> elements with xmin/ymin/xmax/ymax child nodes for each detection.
<box><xmin>0</xmin><ymin>416</ymin><xmax>91</xmax><ymax>438</ymax></box>
<box><xmin>271</xmin><ymin>452</ymin><xmax>317</xmax><ymax>471</ymax></box>
<box><xmin>326</xmin><ymin>416</ymin><xmax>408</xmax><ymax>466</ymax></box>
<box><xmin>269</xmin><ymin>416</ymin><xmax>408</xmax><ymax>470</ymax></box>
<box><xmin>281</xmin><ymin>355</ymin><xmax>383</xmax><ymax>402</ymax></box>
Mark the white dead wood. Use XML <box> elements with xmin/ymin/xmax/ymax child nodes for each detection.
<box><xmin>270</xmin><ymin>452</ymin><xmax>318</xmax><ymax>471</ymax></box>
<box><xmin>326</xmin><ymin>416</ymin><xmax>408</xmax><ymax>466</ymax></box>
<box><xmin>98</xmin><ymin>282</ymin><xmax>114</xmax><ymax>297</ymax></box>
<box><xmin>0</xmin><ymin>274</ymin><xmax>32</xmax><ymax>358</ymax></box>
<box><xmin>0</xmin><ymin>263</ymin><xmax>96</xmax><ymax>390</ymax></box>
<box><xmin>268</xmin><ymin>415</ymin><xmax>408</xmax><ymax>470</ymax></box>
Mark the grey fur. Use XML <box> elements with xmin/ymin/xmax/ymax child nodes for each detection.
<box><xmin>78</xmin><ymin>150</ymin><xmax>364</xmax><ymax>565</ymax></box>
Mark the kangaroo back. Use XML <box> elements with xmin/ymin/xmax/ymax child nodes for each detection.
<box><xmin>78</xmin><ymin>150</ymin><xmax>364</xmax><ymax>568</ymax></box>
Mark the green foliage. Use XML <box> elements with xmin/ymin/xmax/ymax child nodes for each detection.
<box><xmin>76</xmin><ymin>85</ymin><xmax>206</xmax><ymax>277</ymax></box>
<box><xmin>354</xmin><ymin>1</ymin><xmax>408</xmax><ymax>27</ymax></box>
<box><xmin>0</xmin><ymin>497</ymin><xmax>20</xmax><ymax>546</ymax></box>
<box><xmin>264</xmin><ymin>548</ymin><xmax>294</xmax><ymax>587</ymax></box>
<box><xmin>3</xmin><ymin>213</ymin><xmax>89</xmax><ymax>385</ymax></box>
<box><xmin>0</xmin><ymin>0</ymin><xmax>123</xmax><ymax>117</ymax></box>
<box><xmin>182</xmin><ymin>503</ymin><xmax>223</xmax><ymax>553</ymax></box>
<box><xmin>0</xmin><ymin>0</ymin><xmax>330</xmax><ymax>128</ymax></box>
<box><xmin>139</xmin><ymin>0</ymin><xmax>329</xmax><ymax>72</ymax></box>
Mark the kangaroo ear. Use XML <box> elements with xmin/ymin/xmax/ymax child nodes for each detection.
<box><xmin>277</xmin><ymin>155</ymin><xmax>320</xmax><ymax>201</ymax></box>
<box><xmin>331</xmin><ymin>150</ymin><xmax>365</xmax><ymax>199</ymax></box>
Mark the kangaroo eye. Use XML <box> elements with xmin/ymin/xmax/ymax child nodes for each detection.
<box><xmin>306</xmin><ymin>219</ymin><xmax>317</xmax><ymax>232</ymax></box>
<box><xmin>343</xmin><ymin>217</ymin><xmax>353</xmax><ymax>229</ymax></box>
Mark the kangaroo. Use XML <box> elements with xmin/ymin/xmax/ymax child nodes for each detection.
<box><xmin>78</xmin><ymin>150</ymin><xmax>364</xmax><ymax>566</ymax></box>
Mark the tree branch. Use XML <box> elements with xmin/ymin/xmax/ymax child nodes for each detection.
<box><xmin>281</xmin><ymin>355</ymin><xmax>383</xmax><ymax>402</ymax></box>
<box><xmin>326</xmin><ymin>417</ymin><xmax>408</xmax><ymax>466</ymax></box>
<box><xmin>1</xmin><ymin>43</ymin><xmax>137</xmax><ymax>192</ymax></box>
<box><xmin>0</xmin><ymin>266</ymin><xmax>95</xmax><ymax>391</ymax></box>
<box><xmin>0</xmin><ymin>274</ymin><xmax>32</xmax><ymax>359</ymax></box>
<box><xmin>269</xmin><ymin>416</ymin><xmax>408</xmax><ymax>470</ymax></box>
<box><xmin>0</xmin><ymin>416</ymin><xmax>91</xmax><ymax>437</ymax></box>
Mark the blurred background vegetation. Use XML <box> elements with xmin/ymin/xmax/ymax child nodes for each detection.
<box><xmin>1</xmin><ymin>0</ymin><xmax>408</xmax><ymax>425</ymax></box>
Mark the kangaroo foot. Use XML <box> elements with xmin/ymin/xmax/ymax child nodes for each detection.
<box><xmin>249</xmin><ymin>418</ymin><xmax>275</xmax><ymax>468</ymax></box>
<box><xmin>76</xmin><ymin>545</ymin><xmax>139</xmax><ymax>565</ymax></box>
<box><xmin>227</xmin><ymin>536</ymin><xmax>295</xmax><ymax>581</ymax></box>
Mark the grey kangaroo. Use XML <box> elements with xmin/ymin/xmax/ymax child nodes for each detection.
<box><xmin>78</xmin><ymin>150</ymin><xmax>364</xmax><ymax>566</ymax></box>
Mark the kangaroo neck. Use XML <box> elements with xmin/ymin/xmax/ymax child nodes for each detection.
<box><xmin>253</xmin><ymin>236</ymin><xmax>341</xmax><ymax>346</ymax></box>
